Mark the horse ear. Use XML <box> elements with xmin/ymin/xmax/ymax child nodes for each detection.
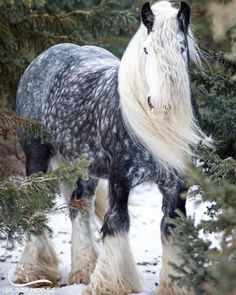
<box><xmin>177</xmin><ymin>1</ymin><xmax>191</xmax><ymax>34</ymax></box>
<box><xmin>141</xmin><ymin>2</ymin><xmax>154</xmax><ymax>34</ymax></box>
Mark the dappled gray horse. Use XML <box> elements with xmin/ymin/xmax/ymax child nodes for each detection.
<box><xmin>16</xmin><ymin>1</ymin><xmax>206</xmax><ymax>294</ymax></box>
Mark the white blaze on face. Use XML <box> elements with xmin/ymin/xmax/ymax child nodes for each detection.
<box><xmin>143</xmin><ymin>35</ymin><xmax>163</xmax><ymax>111</ymax></box>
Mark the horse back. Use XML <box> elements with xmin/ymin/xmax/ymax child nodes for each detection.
<box><xmin>16</xmin><ymin>43</ymin><xmax>119</xmax><ymax>122</ymax></box>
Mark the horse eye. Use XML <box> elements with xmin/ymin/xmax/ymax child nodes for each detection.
<box><xmin>144</xmin><ymin>47</ymin><xmax>148</xmax><ymax>54</ymax></box>
<box><xmin>181</xmin><ymin>47</ymin><xmax>185</xmax><ymax>53</ymax></box>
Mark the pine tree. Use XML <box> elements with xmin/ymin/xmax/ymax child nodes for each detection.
<box><xmin>0</xmin><ymin>0</ymin><xmax>138</xmax><ymax>111</ymax></box>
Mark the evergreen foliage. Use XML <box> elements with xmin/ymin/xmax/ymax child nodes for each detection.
<box><xmin>171</xmin><ymin>160</ymin><xmax>236</xmax><ymax>294</ymax></box>
<box><xmin>0</xmin><ymin>111</ymin><xmax>52</xmax><ymax>142</ymax></box>
<box><xmin>191</xmin><ymin>51</ymin><xmax>236</xmax><ymax>159</ymax></box>
<box><xmin>0</xmin><ymin>0</ymin><xmax>138</xmax><ymax>110</ymax></box>
<box><xmin>0</xmin><ymin>156</ymin><xmax>89</xmax><ymax>246</ymax></box>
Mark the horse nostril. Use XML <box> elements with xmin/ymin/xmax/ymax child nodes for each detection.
<box><xmin>144</xmin><ymin>47</ymin><xmax>148</xmax><ymax>55</ymax></box>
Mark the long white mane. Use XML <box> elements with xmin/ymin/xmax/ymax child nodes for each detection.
<box><xmin>118</xmin><ymin>1</ymin><xmax>207</xmax><ymax>173</ymax></box>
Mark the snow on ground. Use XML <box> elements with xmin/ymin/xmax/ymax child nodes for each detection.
<box><xmin>0</xmin><ymin>183</ymin><xmax>219</xmax><ymax>295</ymax></box>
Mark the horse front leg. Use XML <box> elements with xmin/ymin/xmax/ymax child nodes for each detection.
<box><xmin>158</xmin><ymin>181</ymin><xmax>195</xmax><ymax>295</ymax></box>
<box><xmin>83</xmin><ymin>174</ymin><xmax>142</xmax><ymax>295</ymax></box>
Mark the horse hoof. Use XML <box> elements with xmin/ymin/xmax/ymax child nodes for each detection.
<box><xmin>82</xmin><ymin>286</ymin><xmax>125</xmax><ymax>295</ymax></box>
<box><xmin>68</xmin><ymin>268</ymin><xmax>92</xmax><ymax>285</ymax></box>
<box><xmin>157</xmin><ymin>281</ymin><xmax>194</xmax><ymax>295</ymax></box>
<box><xmin>82</xmin><ymin>283</ymin><xmax>135</xmax><ymax>295</ymax></box>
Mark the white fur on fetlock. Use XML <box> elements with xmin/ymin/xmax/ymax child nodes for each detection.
<box><xmin>16</xmin><ymin>234</ymin><xmax>60</xmax><ymax>287</ymax></box>
<box><xmin>158</xmin><ymin>281</ymin><xmax>195</xmax><ymax>295</ymax></box>
<box><xmin>69</xmin><ymin>206</ymin><xmax>98</xmax><ymax>285</ymax></box>
<box><xmin>68</xmin><ymin>250</ymin><xmax>97</xmax><ymax>285</ymax></box>
<box><xmin>82</xmin><ymin>234</ymin><xmax>142</xmax><ymax>295</ymax></box>
<box><xmin>158</xmin><ymin>240</ymin><xmax>195</xmax><ymax>295</ymax></box>
<box><xmin>69</xmin><ymin>269</ymin><xmax>92</xmax><ymax>285</ymax></box>
<box><xmin>15</xmin><ymin>265</ymin><xmax>60</xmax><ymax>287</ymax></box>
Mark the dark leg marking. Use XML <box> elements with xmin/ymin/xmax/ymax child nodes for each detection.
<box><xmin>17</xmin><ymin>137</ymin><xmax>60</xmax><ymax>285</ymax></box>
<box><xmin>159</xmin><ymin>178</ymin><xmax>187</xmax><ymax>239</ymax></box>
<box><xmin>69</xmin><ymin>177</ymin><xmax>98</xmax><ymax>220</ymax></box>
<box><xmin>101</xmin><ymin>173</ymin><xmax>130</xmax><ymax>238</ymax></box>
<box><xmin>20</xmin><ymin>137</ymin><xmax>55</xmax><ymax>176</ymax></box>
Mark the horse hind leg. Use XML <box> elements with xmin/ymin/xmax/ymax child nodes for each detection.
<box><xmin>16</xmin><ymin>234</ymin><xmax>60</xmax><ymax>287</ymax></box>
<box><xmin>158</xmin><ymin>182</ymin><xmax>195</xmax><ymax>295</ymax></box>
<box><xmin>68</xmin><ymin>177</ymin><xmax>98</xmax><ymax>285</ymax></box>
<box><xmin>16</xmin><ymin>138</ymin><xmax>60</xmax><ymax>286</ymax></box>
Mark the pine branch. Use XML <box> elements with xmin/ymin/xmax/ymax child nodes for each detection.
<box><xmin>0</xmin><ymin>111</ymin><xmax>53</xmax><ymax>145</ymax></box>
<box><xmin>169</xmin><ymin>212</ymin><xmax>213</xmax><ymax>295</ymax></box>
<box><xmin>194</xmin><ymin>144</ymin><xmax>236</xmax><ymax>184</ymax></box>
<box><xmin>0</xmin><ymin>156</ymin><xmax>89</xmax><ymax>246</ymax></box>
<box><xmin>169</xmin><ymin>159</ymin><xmax>236</xmax><ymax>295</ymax></box>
